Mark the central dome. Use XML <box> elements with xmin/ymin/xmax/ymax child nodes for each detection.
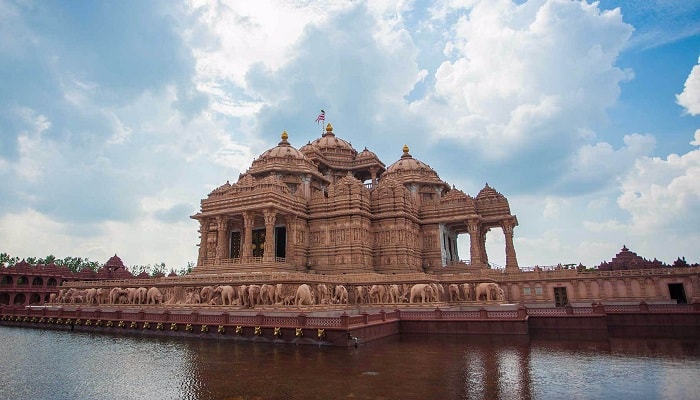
<box><xmin>303</xmin><ymin>123</ymin><xmax>357</xmax><ymax>158</ymax></box>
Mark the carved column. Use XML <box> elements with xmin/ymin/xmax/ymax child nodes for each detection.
<box><xmin>467</xmin><ymin>221</ymin><xmax>482</xmax><ymax>267</ymax></box>
<box><xmin>369</xmin><ymin>167</ymin><xmax>378</xmax><ymax>187</ymax></box>
<box><xmin>286</xmin><ymin>215</ymin><xmax>296</xmax><ymax>264</ymax></box>
<box><xmin>263</xmin><ymin>209</ymin><xmax>277</xmax><ymax>262</ymax></box>
<box><xmin>480</xmin><ymin>227</ymin><xmax>489</xmax><ymax>266</ymax></box>
<box><xmin>197</xmin><ymin>218</ymin><xmax>210</xmax><ymax>266</ymax></box>
<box><xmin>503</xmin><ymin>220</ymin><xmax>519</xmax><ymax>272</ymax></box>
<box><xmin>215</xmin><ymin>216</ymin><xmax>228</xmax><ymax>263</ymax></box>
<box><xmin>242</xmin><ymin>211</ymin><xmax>254</xmax><ymax>262</ymax></box>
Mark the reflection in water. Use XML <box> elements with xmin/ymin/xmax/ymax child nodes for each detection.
<box><xmin>1</xmin><ymin>327</ymin><xmax>699</xmax><ymax>400</ymax></box>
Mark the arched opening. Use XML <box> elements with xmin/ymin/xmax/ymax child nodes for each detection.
<box><xmin>29</xmin><ymin>293</ymin><xmax>41</xmax><ymax>305</ymax></box>
<box><xmin>485</xmin><ymin>228</ymin><xmax>505</xmax><ymax>269</ymax></box>
<box><xmin>17</xmin><ymin>276</ymin><xmax>29</xmax><ymax>285</ymax></box>
<box><xmin>0</xmin><ymin>293</ymin><xmax>10</xmax><ymax>305</ymax></box>
<box><xmin>47</xmin><ymin>277</ymin><xmax>58</xmax><ymax>286</ymax></box>
<box><xmin>1</xmin><ymin>275</ymin><xmax>12</xmax><ymax>285</ymax></box>
<box><xmin>32</xmin><ymin>277</ymin><xmax>43</xmax><ymax>286</ymax></box>
<box><xmin>13</xmin><ymin>293</ymin><xmax>26</xmax><ymax>305</ymax></box>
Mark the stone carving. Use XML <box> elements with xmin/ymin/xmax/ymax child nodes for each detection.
<box><xmin>333</xmin><ymin>285</ymin><xmax>349</xmax><ymax>305</ymax></box>
<box><xmin>295</xmin><ymin>284</ymin><xmax>314</xmax><ymax>306</ymax></box>
<box><xmin>409</xmin><ymin>284</ymin><xmax>434</xmax><ymax>303</ymax></box>
<box><xmin>475</xmin><ymin>282</ymin><xmax>501</xmax><ymax>301</ymax></box>
<box><xmin>215</xmin><ymin>285</ymin><xmax>235</xmax><ymax>306</ymax></box>
<box><xmin>147</xmin><ymin>287</ymin><xmax>163</xmax><ymax>304</ymax></box>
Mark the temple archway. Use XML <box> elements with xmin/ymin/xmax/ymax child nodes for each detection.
<box><xmin>484</xmin><ymin>227</ymin><xmax>506</xmax><ymax>269</ymax></box>
<box><xmin>0</xmin><ymin>293</ymin><xmax>9</xmax><ymax>305</ymax></box>
<box><xmin>13</xmin><ymin>293</ymin><xmax>26</xmax><ymax>305</ymax></box>
<box><xmin>32</xmin><ymin>277</ymin><xmax>43</xmax><ymax>286</ymax></box>
<box><xmin>0</xmin><ymin>275</ymin><xmax>11</xmax><ymax>285</ymax></box>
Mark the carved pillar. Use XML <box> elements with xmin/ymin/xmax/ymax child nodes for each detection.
<box><xmin>302</xmin><ymin>174</ymin><xmax>312</xmax><ymax>201</ymax></box>
<box><xmin>242</xmin><ymin>212</ymin><xmax>254</xmax><ymax>261</ymax></box>
<box><xmin>197</xmin><ymin>218</ymin><xmax>210</xmax><ymax>266</ymax></box>
<box><xmin>215</xmin><ymin>216</ymin><xmax>228</xmax><ymax>263</ymax></box>
<box><xmin>503</xmin><ymin>220</ymin><xmax>519</xmax><ymax>272</ymax></box>
<box><xmin>369</xmin><ymin>167</ymin><xmax>378</xmax><ymax>187</ymax></box>
<box><xmin>286</xmin><ymin>215</ymin><xmax>296</xmax><ymax>264</ymax></box>
<box><xmin>263</xmin><ymin>209</ymin><xmax>277</xmax><ymax>262</ymax></box>
<box><xmin>480</xmin><ymin>227</ymin><xmax>489</xmax><ymax>266</ymax></box>
<box><xmin>467</xmin><ymin>221</ymin><xmax>482</xmax><ymax>267</ymax></box>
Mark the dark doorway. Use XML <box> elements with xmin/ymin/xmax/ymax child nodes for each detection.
<box><xmin>668</xmin><ymin>283</ymin><xmax>687</xmax><ymax>304</ymax></box>
<box><xmin>554</xmin><ymin>287</ymin><xmax>568</xmax><ymax>307</ymax></box>
<box><xmin>252</xmin><ymin>229</ymin><xmax>265</xmax><ymax>257</ymax></box>
<box><xmin>230</xmin><ymin>231</ymin><xmax>241</xmax><ymax>258</ymax></box>
<box><xmin>275</xmin><ymin>227</ymin><xmax>286</xmax><ymax>259</ymax></box>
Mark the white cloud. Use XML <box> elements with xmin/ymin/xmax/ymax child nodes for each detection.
<box><xmin>412</xmin><ymin>0</ymin><xmax>633</xmax><ymax>159</ymax></box>
<box><xmin>13</xmin><ymin>108</ymin><xmax>52</xmax><ymax>182</ymax></box>
<box><xmin>559</xmin><ymin>133</ymin><xmax>655</xmax><ymax>190</ymax></box>
<box><xmin>617</xmin><ymin>142</ymin><xmax>700</xmax><ymax>232</ymax></box>
<box><xmin>676</xmin><ymin>56</ymin><xmax>700</xmax><ymax>115</ymax></box>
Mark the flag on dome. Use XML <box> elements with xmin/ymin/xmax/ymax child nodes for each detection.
<box><xmin>315</xmin><ymin>110</ymin><xmax>325</xmax><ymax>124</ymax></box>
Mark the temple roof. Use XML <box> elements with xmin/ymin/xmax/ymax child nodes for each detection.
<box><xmin>383</xmin><ymin>145</ymin><xmax>449</xmax><ymax>190</ymax></box>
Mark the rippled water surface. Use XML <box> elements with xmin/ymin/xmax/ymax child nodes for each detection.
<box><xmin>1</xmin><ymin>326</ymin><xmax>699</xmax><ymax>400</ymax></box>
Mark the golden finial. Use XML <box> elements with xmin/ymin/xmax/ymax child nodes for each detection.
<box><xmin>403</xmin><ymin>144</ymin><xmax>409</xmax><ymax>154</ymax></box>
<box><xmin>281</xmin><ymin>130</ymin><xmax>288</xmax><ymax>140</ymax></box>
<box><xmin>326</xmin><ymin>123</ymin><xmax>333</xmax><ymax>132</ymax></box>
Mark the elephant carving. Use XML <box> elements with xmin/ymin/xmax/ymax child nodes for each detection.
<box><xmin>409</xmin><ymin>284</ymin><xmax>434</xmax><ymax>303</ymax></box>
<box><xmin>248</xmin><ymin>285</ymin><xmax>261</xmax><ymax>307</ymax></box>
<box><xmin>448</xmin><ymin>284</ymin><xmax>461</xmax><ymax>301</ymax></box>
<box><xmin>84</xmin><ymin>288</ymin><xmax>98</xmax><ymax>305</ymax></box>
<box><xmin>388</xmin><ymin>284</ymin><xmax>402</xmax><ymax>303</ymax></box>
<box><xmin>136</xmin><ymin>287</ymin><xmax>148</xmax><ymax>304</ymax></box>
<box><xmin>475</xmin><ymin>283</ymin><xmax>501</xmax><ymax>301</ymax></box>
<box><xmin>295</xmin><ymin>284</ymin><xmax>314</xmax><ymax>306</ymax></box>
<box><xmin>260</xmin><ymin>284</ymin><xmax>276</xmax><ymax>305</ymax></box>
<box><xmin>369</xmin><ymin>285</ymin><xmax>387</xmax><ymax>303</ymax></box>
<box><xmin>316</xmin><ymin>284</ymin><xmax>331</xmax><ymax>304</ymax></box>
<box><xmin>147</xmin><ymin>287</ymin><xmax>163</xmax><ymax>304</ymax></box>
<box><xmin>216</xmin><ymin>285</ymin><xmax>236</xmax><ymax>306</ymax></box>
<box><xmin>333</xmin><ymin>285</ymin><xmax>348</xmax><ymax>305</ymax></box>
<box><xmin>200</xmin><ymin>286</ymin><xmax>216</xmax><ymax>303</ymax></box>
<box><xmin>237</xmin><ymin>285</ymin><xmax>249</xmax><ymax>307</ymax></box>
<box><xmin>462</xmin><ymin>283</ymin><xmax>474</xmax><ymax>301</ymax></box>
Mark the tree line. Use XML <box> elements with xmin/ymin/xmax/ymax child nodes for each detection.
<box><xmin>0</xmin><ymin>253</ymin><xmax>194</xmax><ymax>276</ymax></box>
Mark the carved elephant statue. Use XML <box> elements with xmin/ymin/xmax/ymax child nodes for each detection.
<box><xmin>84</xmin><ymin>288</ymin><xmax>98</xmax><ymax>305</ymax></box>
<box><xmin>476</xmin><ymin>282</ymin><xmax>500</xmax><ymax>301</ymax></box>
<box><xmin>316</xmin><ymin>284</ymin><xmax>331</xmax><ymax>304</ymax></box>
<box><xmin>109</xmin><ymin>287</ymin><xmax>125</xmax><ymax>304</ymax></box>
<box><xmin>354</xmin><ymin>286</ymin><xmax>368</xmax><ymax>304</ymax></box>
<box><xmin>369</xmin><ymin>285</ymin><xmax>387</xmax><ymax>303</ymax></box>
<box><xmin>216</xmin><ymin>285</ymin><xmax>236</xmax><ymax>306</ymax></box>
<box><xmin>96</xmin><ymin>288</ymin><xmax>110</xmax><ymax>304</ymax></box>
<box><xmin>448</xmin><ymin>284</ymin><xmax>461</xmax><ymax>302</ymax></box>
<box><xmin>462</xmin><ymin>283</ymin><xmax>474</xmax><ymax>301</ymax></box>
<box><xmin>388</xmin><ymin>284</ymin><xmax>402</xmax><ymax>303</ymax></box>
<box><xmin>237</xmin><ymin>285</ymin><xmax>249</xmax><ymax>307</ymax></box>
<box><xmin>136</xmin><ymin>287</ymin><xmax>148</xmax><ymax>304</ymax></box>
<box><xmin>147</xmin><ymin>287</ymin><xmax>163</xmax><ymax>304</ymax></box>
<box><xmin>295</xmin><ymin>284</ymin><xmax>314</xmax><ymax>306</ymax></box>
<box><xmin>248</xmin><ymin>285</ymin><xmax>261</xmax><ymax>307</ymax></box>
<box><xmin>334</xmin><ymin>285</ymin><xmax>348</xmax><ymax>305</ymax></box>
<box><xmin>126</xmin><ymin>287</ymin><xmax>141</xmax><ymax>304</ymax></box>
<box><xmin>409</xmin><ymin>284</ymin><xmax>434</xmax><ymax>303</ymax></box>
<box><xmin>200</xmin><ymin>286</ymin><xmax>216</xmax><ymax>303</ymax></box>
<box><xmin>260</xmin><ymin>284</ymin><xmax>276</xmax><ymax>305</ymax></box>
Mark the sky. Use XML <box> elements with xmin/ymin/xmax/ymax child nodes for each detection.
<box><xmin>1</xmin><ymin>0</ymin><xmax>699</xmax><ymax>270</ymax></box>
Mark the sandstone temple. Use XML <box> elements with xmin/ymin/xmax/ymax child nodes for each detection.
<box><xmin>192</xmin><ymin>124</ymin><xmax>518</xmax><ymax>276</ymax></box>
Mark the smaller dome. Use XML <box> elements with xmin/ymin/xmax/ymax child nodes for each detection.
<box><xmin>255</xmin><ymin>131</ymin><xmax>308</xmax><ymax>160</ymax></box>
<box><xmin>357</xmin><ymin>147</ymin><xmax>378</xmax><ymax>159</ymax></box>
<box><xmin>476</xmin><ymin>183</ymin><xmax>503</xmax><ymax>200</ymax></box>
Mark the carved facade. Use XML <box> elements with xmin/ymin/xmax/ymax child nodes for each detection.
<box><xmin>191</xmin><ymin>124</ymin><xmax>519</xmax><ymax>275</ymax></box>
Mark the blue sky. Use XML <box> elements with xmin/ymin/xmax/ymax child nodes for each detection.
<box><xmin>1</xmin><ymin>0</ymin><xmax>699</xmax><ymax>270</ymax></box>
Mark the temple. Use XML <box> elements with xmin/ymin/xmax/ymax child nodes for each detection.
<box><xmin>191</xmin><ymin>124</ymin><xmax>519</xmax><ymax>275</ymax></box>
